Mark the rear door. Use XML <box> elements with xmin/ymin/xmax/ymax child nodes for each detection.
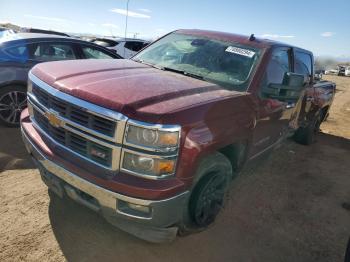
<box><xmin>293</xmin><ymin>50</ymin><xmax>314</xmax><ymax>128</ymax></box>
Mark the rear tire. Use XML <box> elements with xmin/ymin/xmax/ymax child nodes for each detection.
<box><xmin>294</xmin><ymin>112</ymin><xmax>321</xmax><ymax>145</ymax></box>
<box><xmin>0</xmin><ymin>85</ymin><xmax>27</xmax><ymax>127</ymax></box>
<box><xmin>178</xmin><ymin>152</ymin><xmax>232</xmax><ymax>236</ymax></box>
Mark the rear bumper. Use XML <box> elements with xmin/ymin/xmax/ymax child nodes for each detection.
<box><xmin>21</xmin><ymin>126</ymin><xmax>189</xmax><ymax>243</ymax></box>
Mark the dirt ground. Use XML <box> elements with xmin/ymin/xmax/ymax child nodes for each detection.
<box><xmin>0</xmin><ymin>75</ymin><xmax>349</xmax><ymax>262</ymax></box>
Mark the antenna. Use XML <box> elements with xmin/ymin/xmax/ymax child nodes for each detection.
<box><xmin>249</xmin><ymin>34</ymin><xmax>256</xmax><ymax>41</ymax></box>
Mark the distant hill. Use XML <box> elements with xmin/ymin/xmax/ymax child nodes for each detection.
<box><xmin>0</xmin><ymin>22</ymin><xmax>21</xmax><ymax>32</ymax></box>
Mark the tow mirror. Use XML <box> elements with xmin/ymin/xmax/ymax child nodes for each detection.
<box><xmin>262</xmin><ymin>72</ymin><xmax>305</xmax><ymax>100</ymax></box>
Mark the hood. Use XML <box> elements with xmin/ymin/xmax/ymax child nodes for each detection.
<box><xmin>31</xmin><ymin>59</ymin><xmax>242</xmax><ymax>123</ymax></box>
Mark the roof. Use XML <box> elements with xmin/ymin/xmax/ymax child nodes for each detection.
<box><xmin>97</xmin><ymin>37</ymin><xmax>150</xmax><ymax>42</ymax></box>
<box><xmin>0</xmin><ymin>33</ymin><xmax>82</xmax><ymax>45</ymax></box>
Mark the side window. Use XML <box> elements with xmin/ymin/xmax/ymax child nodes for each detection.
<box><xmin>265</xmin><ymin>48</ymin><xmax>291</xmax><ymax>86</ymax></box>
<box><xmin>294</xmin><ymin>51</ymin><xmax>312</xmax><ymax>83</ymax></box>
<box><xmin>4</xmin><ymin>45</ymin><xmax>29</xmax><ymax>60</ymax></box>
<box><xmin>260</xmin><ymin>48</ymin><xmax>291</xmax><ymax>99</ymax></box>
<box><xmin>124</xmin><ymin>41</ymin><xmax>144</xmax><ymax>52</ymax></box>
<box><xmin>81</xmin><ymin>46</ymin><xmax>114</xmax><ymax>59</ymax></box>
<box><xmin>30</xmin><ymin>42</ymin><xmax>77</xmax><ymax>61</ymax></box>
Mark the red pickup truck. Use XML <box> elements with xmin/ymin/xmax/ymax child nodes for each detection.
<box><xmin>20</xmin><ymin>29</ymin><xmax>335</xmax><ymax>243</ymax></box>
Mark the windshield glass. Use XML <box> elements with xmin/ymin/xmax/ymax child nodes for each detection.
<box><xmin>133</xmin><ymin>32</ymin><xmax>261</xmax><ymax>91</ymax></box>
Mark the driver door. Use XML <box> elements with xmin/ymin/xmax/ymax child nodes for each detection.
<box><xmin>250</xmin><ymin>47</ymin><xmax>300</xmax><ymax>157</ymax></box>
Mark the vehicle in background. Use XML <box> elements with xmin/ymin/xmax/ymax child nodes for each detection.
<box><xmin>338</xmin><ymin>65</ymin><xmax>346</xmax><ymax>76</ymax></box>
<box><xmin>0</xmin><ymin>33</ymin><xmax>121</xmax><ymax>127</ymax></box>
<box><xmin>20</xmin><ymin>27</ymin><xmax>70</xmax><ymax>37</ymax></box>
<box><xmin>314</xmin><ymin>69</ymin><xmax>324</xmax><ymax>80</ymax></box>
<box><xmin>0</xmin><ymin>27</ymin><xmax>15</xmax><ymax>38</ymax></box>
<box><xmin>345</xmin><ymin>66</ymin><xmax>350</xmax><ymax>76</ymax></box>
<box><xmin>325</xmin><ymin>69</ymin><xmax>338</xmax><ymax>75</ymax></box>
<box><xmin>92</xmin><ymin>37</ymin><xmax>150</xmax><ymax>58</ymax></box>
<box><xmin>21</xmin><ymin>29</ymin><xmax>336</xmax><ymax>243</ymax></box>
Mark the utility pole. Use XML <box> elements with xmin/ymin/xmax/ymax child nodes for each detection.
<box><xmin>124</xmin><ymin>0</ymin><xmax>130</xmax><ymax>57</ymax></box>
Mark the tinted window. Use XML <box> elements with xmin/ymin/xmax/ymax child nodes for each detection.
<box><xmin>31</xmin><ymin>43</ymin><xmax>77</xmax><ymax>61</ymax></box>
<box><xmin>82</xmin><ymin>46</ymin><xmax>114</xmax><ymax>59</ymax></box>
<box><xmin>265</xmin><ymin>48</ymin><xmax>291</xmax><ymax>85</ymax></box>
<box><xmin>124</xmin><ymin>41</ymin><xmax>144</xmax><ymax>52</ymax></box>
<box><xmin>294</xmin><ymin>51</ymin><xmax>312</xmax><ymax>79</ymax></box>
<box><xmin>93</xmin><ymin>39</ymin><xmax>119</xmax><ymax>48</ymax></box>
<box><xmin>4</xmin><ymin>45</ymin><xmax>29</xmax><ymax>60</ymax></box>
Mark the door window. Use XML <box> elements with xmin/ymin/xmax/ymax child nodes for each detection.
<box><xmin>294</xmin><ymin>51</ymin><xmax>312</xmax><ymax>83</ymax></box>
<box><xmin>31</xmin><ymin>42</ymin><xmax>77</xmax><ymax>61</ymax></box>
<box><xmin>4</xmin><ymin>45</ymin><xmax>29</xmax><ymax>61</ymax></box>
<box><xmin>260</xmin><ymin>48</ymin><xmax>291</xmax><ymax>99</ymax></box>
<box><xmin>124</xmin><ymin>41</ymin><xmax>144</xmax><ymax>52</ymax></box>
<box><xmin>81</xmin><ymin>46</ymin><xmax>114</xmax><ymax>59</ymax></box>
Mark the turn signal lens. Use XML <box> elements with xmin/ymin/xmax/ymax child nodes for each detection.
<box><xmin>122</xmin><ymin>151</ymin><xmax>176</xmax><ymax>177</ymax></box>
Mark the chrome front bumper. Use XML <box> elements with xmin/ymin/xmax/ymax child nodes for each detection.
<box><xmin>21</xmin><ymin>128</ymin><xmax>189</xmax><ymax>243</ymax></box>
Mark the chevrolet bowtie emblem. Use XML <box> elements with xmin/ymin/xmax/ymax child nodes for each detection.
<box><xmin>45</xmin><ymin>111</ymin><xmax>62</xmax><ymax>127</ymax></box>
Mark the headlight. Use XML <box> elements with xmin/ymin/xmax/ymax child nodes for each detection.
<box><xmin>125</xmin><ymin>121</ymin><xmax>180</xmax><ymax>151</ymax></box>
<box><xmin>122</xmin><ymin>151</ymin><xmax>176</xmax><ymax>178</ymax></box>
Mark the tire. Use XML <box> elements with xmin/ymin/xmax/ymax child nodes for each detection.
<box><xmin>294</xmin><ymin>112</ymin><xmax>322</xmax><ymax>145</ymax></box>
<box><xmin>178</xmin><ymin>152</ymin><xmax>232</xmax><ymax>235</ymax></box>
<box><xmin>0</xmin><ymin>85</ymin><xmax>27</xmax><ymax>127</ymax></box>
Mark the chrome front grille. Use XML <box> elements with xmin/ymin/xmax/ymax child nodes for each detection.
<box><xmin>33</xmin><ymin>108</ymin><xmax>112</xmax><ymax>166</ymax></box>
<box><xmin>32</xmin><ymin>84</ymin><xmax>116</xmax><ymax>137</ymax></box>
<box><xmin>27</xmin><ymin>73</ymin><xmax>128</xmax><ymax>171</ymax></box>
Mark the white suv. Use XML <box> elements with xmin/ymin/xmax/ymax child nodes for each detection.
<box><xmin>92</xmin><ymin>38</ymin><xmax>150</xmax><ymax>58</ymax></box>
<box><xmin>345</xmin><ymin>66</ymin><xmax>350</xmax><ymax>77</ymax></box>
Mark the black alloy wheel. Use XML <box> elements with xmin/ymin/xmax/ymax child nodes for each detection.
<box><xmin>191</xmin><ymin>172</ymin><xmax>228</xmax><ymax>227</ymax></box>
<box><xmin>0</xmin><ymin>87</ymin><xmax>27</xmax><ymax>127</ymax></box>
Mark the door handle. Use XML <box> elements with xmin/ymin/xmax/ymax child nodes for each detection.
<box><xmin>285</xmin><ymin>103</ymin><xmax>295</xmax><ymax>109</ymax></box>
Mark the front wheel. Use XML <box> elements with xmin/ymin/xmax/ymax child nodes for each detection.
<box><xmin>0</xmin><ymin>86</ymin><xmax>27</xmax><ymax>127</ymax></box>
<box><xmin>179</xmin><ymin>152</ymin><xmax>232</xmax><ymax>235</ymax></box>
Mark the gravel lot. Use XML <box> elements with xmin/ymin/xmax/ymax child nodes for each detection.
<box><xmin>0</xmin><ymin>75</ymin><xmax>349</xmax><ymax>262</ymax></box>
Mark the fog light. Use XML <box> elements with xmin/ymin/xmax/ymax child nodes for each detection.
<box><xmin>127</xmin><ymin>203</ymin><xmax>150</xmax><ymax>213</ymax></box>
<box><xmin>117</xmin><ymin>199</ymin><xmax>151</xmax><ymax>218</ymax></box>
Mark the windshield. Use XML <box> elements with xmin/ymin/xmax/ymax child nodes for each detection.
<box><xmin>133</xmin><ymin>32</ymin><xmax>261</xmax><ymax>91</ymax></box>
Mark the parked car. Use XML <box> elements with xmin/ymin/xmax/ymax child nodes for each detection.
<box><xmin>338</xmin><ymin>65</ymin><xmax>346</xmax><ymax>76</ymax></box>
<box><xmin>0</xmin><ymin>26</ymin><xmax>15</xmax><ymax>38</ymax></box>
<box><xmin>21</xmin><ymin>29</ymin><xmax>336</xmax><ymax>243</ymax></box>
<box><xmin>325</xmin><ymin>69</ymin><xmax>338</xmax><ymax>75</ymax></box>
<box><xmin>314</xmin><ymin>69</ymin><xmax>324</xmax><ymax>80</ymax></box>
<box><xmin>345</xmin><ymin>66</ymin><xmax>350</xmax><ymax>76</ymax></box>
<box><xmin>92</xmin><ymin>37</ymin><xmax>150</xmax><ymax>58</ymax></box>
<box><xmin>0</xmin><ymin>33</ymin><xmax>121</xmax><ymax>126</ymax></box>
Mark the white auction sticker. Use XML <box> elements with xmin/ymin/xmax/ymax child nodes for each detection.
<box><xmin>225</xmin><ymin>46</ymin><xmax>255</xmax><ymax>58</ymax></box>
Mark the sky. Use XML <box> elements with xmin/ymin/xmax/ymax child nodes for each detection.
<box><xmin>0</xmin><ymin>0</ymin><xmax>349</xmax><ymax>58</ymax></box>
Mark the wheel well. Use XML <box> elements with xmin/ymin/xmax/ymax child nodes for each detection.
<box><xmin>0</xmin><ymin>81</ymin><xmax>27</xmax><ymax>90</ymax></box>
<box><xmin>218</xmin><ymin>141</ymin><xmax>248</xmax><ymax>172</ymax></box>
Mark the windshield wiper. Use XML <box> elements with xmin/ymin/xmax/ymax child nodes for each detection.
<box><xmin>133</xmin><ymin>59</ymin><xmax>163</xmax><ymax>70</ymax></box>
<box><xmin>161</xmin><ymin>67</ymin><xmax>204</xmax><ymax>80</ymax></box>
<box><xmin>133</xmin><ymin>59</ymin><xmax>204</xmax><ymax>80</ymax></box>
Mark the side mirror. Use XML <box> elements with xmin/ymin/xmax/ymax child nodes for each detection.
<box><xmin>262</xmin><ymin>72</ymin><xmax>305</xmax><ymax>101</ymax></box>
<box><xmin>284</xmin><ymin>72</ymin><xmax>305</xmax><ymax>88</ymax></box>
